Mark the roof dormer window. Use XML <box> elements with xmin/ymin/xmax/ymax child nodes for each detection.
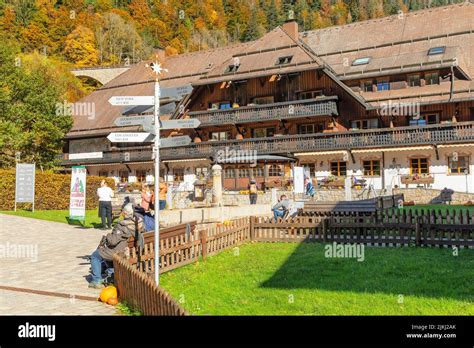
<box><xmin>276</xmin><ymin>56</ymin><xmax>293</xmax><ymax>65</ymax></box>
<box><xmin>352</xmin><ymin>57</ymin><xmax>371</xmax><ymax>66</ymax></box>
<box><xmin>428</xmin><ymin>46</ymin><xmax>446</xmax><ymax>56</ymax></box>
<box><xmin>225</xmin><ymin>64</ymin><xmax>240</xmax><ymax>73</ymax></box>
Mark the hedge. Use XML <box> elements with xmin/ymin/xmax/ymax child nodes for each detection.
<box><xmin>0</xmin><ymin>169</ymin><xmax>115</xmax><ymax>210</ymax></box>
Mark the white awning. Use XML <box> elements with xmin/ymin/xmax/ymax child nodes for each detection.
<box><xmin>162</xmin><ymin>158</ymin><xmax>209</xmax><ymax>163</ymax></box>
<box><xmin>352</xmin><ymin>146</ymin><xmax>434</xmax><ymax>153</ymax></box>
<box><xmin>295</xmin><ymin>150</ymin><xmax>348</xmax><ymax>156</ymax></box>
<box><xmin>438</xmin><ymin>143</ymin><xmax>474</xmax><ymax>148</ymax></box>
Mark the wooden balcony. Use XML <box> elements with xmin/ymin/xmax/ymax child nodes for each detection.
<box><xmin>160</xmin><ymin>121</ymin><xmax>474</xmax><ymax>160</ymax></box>
<box><xmin>187</xmin><ymin>97</ymin><xmax>339</xmax><ymax>126</ymax></box>
<box><xmin>60</xmin><ymin>122</ymin><xmax>474</xmax><ymax>165</ymax></box>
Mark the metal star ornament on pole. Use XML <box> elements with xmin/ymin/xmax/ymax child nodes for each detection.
<box><xmin>145</xmin><ymin>56</ymin><xmax>168</xmax><ymax>285</ymax></box>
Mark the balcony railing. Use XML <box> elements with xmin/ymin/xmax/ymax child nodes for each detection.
<box><xmin>59</xmin><ymin>122</ymin><xmax>474</xmax><ymax>165</ymax></box>
<box><xmin>160</xmin><ymin>121</ymin><xmax>474</xmax><ymax>160</ymax></box>
<box><xmin>187</xmin><ymin>97</ymin><xmax>339</xmax><ymax>126</ymax></box>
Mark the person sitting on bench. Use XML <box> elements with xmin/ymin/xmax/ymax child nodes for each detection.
<box><xmin>272</xmin><ymin>194</ymin><xmax>290</xmax><ymax>222</ymax></box>
<box><xmin>89</xmin><ymin>203</ymin><xmax>143</xmax><ymax>288</ymax></box>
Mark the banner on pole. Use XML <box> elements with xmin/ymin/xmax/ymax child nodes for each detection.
<box><xmin>293</xmin><ymin>166</ymin><xmax>305</xmax><ymax>194</ymax></box>
<box><xmin>69</xmin><ymin>166</ymin><xmax>87</xmax><ymax>221</ymax></box>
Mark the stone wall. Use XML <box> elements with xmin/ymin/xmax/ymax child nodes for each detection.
<box><xmin>393</xmin><ymin>188</ymin><xmax>474</xmax><ymax>205</ymax></box>
<box><xmin>115</xmin><ymin>187</ymin><xmax>474</xmax><ymax>212</ymax></box>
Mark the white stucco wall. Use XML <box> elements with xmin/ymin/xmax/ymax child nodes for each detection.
<box><xmin>301</xmin><ymin>144</ymin><xmax>474</xmax><ymax>193</ymax></box>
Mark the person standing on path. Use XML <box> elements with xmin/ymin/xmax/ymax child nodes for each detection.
<box><xmin>159</xmin><ymin>178</ymin><xmax>168</xmax><ymax>210</ymax></box>
<box><xmin>248</xmin><ymin>179</ymin><xmax>258</xmax><ymax>205</ymax></box>
<box><xmin>97</xmin><ymin>180</ymin><xmax>114</xmax><ymax>229</ymax></box>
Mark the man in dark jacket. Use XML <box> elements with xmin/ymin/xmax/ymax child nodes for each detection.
<box><xmin>89</xmin><ymin>203</ymin><xmax>143</xmax><ymax>288</ymax></box>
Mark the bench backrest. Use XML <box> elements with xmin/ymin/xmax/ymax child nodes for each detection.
<box><xmin>127</xmin><ymin>221</ymin><xmax>197</xmax><ymax>248</ymax></box>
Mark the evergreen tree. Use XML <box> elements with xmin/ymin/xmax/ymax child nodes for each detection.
<box><xmin>265</xmin><ymin>0</ymin><xmax>281</xmax><ymax>30</ymax></box>
<box><xmin>242</xmin><ymin>6</ymin><xmax>262</xmax><ymax>42</ymax></box>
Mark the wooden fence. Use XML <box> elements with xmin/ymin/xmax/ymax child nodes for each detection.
<box><xmin>112</xmin><ymin>209</ymin><xmax>473</xmax><ymax>315</ymax></box>
<box><xmin>113</xmin><ymin>217</ymin><xmax>250</xmax><ymax>315</ymax></box>
<box><xmin>123</xmin><ymin>217</ymin><xmax>251</xmax><ymax>275</ymax></box>
<box><xmin>252</xmin><ymin>209</ymin><xmax>474</xmax><ymax>248</ymax></box>
<box><xmin>112</xmin><ymin>253</ymin><xmax>187</xmax><ymax>316</ymax></box>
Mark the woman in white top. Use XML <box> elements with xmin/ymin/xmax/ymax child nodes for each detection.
<box><xmin>97</xmin><ymin>180</ymin><xmax>114</xmax><ymax>229</ymax></box>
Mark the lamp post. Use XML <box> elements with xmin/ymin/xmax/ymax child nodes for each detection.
<box><xmin>146</xmin><ymin>56</ymin><xmax>167</xmax><ymax>285</ymax></box>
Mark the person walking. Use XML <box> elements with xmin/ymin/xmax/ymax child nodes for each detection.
<box><xmin>159</xmin><ymin>178</ymin><xmax>168</xmax><ymax>210</ymax></box>
<box><xmin>248</xmin><ymin>179</ymin><xmax>258</xmax><ymax>205</ymax></box>
<box><xmin>97</xmin><ymin>180</ymin><xmax>114</xmax><ymax>229</ymax></box>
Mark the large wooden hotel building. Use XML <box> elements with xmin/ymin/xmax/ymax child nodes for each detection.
<box><xmin>61</xmin><ymin>2</ymin><xmax>474</xmax><ymax>194</ymax></box>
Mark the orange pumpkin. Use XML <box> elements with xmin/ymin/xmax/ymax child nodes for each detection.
<box><xmin>99</xmin><ymin>286</ymin><xmax>117</xmax><ymax>303</ymax></box>
<box><xmin>107</xmin><ymin>297</ymin><xmax>118</xmax><ymax>306</ymax></box>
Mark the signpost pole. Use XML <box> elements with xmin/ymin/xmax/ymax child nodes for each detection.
<box><xmin>153</xmin><ymin>76</ymin><xmax>161</xmax><ymax>285</ymax></box>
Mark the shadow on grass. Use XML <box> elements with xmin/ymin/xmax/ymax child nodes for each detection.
<box><xmin>65</xmin><ymin>218</ymin><xmax>106</xmax><ymax>230</ymax></box>
<box><xmin>260</xmin><ymin>242</ymin><xmax>474</xmax><ymax>302</ymax></box>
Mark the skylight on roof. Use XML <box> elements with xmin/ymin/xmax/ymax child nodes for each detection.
<box><xmin>352</xmin><ymin>57</ymin><xmax>371</xmax><ymax>66</ymax></box>
<box><xmin>428</xmin><ymin>46</ymin><xmax>446</xmax><ymax>56</ymax></box>
<box><xmin>276</xmin><ymin>56</ymin><xmax>293</xmax><ymax>65</ymax></box>
<box><xmin>225</xmin><ymin>64</ymin><xmax>240</xmax><ymax>73</ymax></box>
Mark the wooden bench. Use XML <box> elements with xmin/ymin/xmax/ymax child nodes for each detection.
<box><xmin>127</xmin><ymin>221</ymin><xmax>197</xmax><ymax>249</ymax></box>
<box><xmin>300</xmin><ymin>194</ymin><xmax>404</xmax><ymax>216</ymax></box>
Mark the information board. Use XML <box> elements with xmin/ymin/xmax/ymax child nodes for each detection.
<box><xmin>15</xmin><ymin>163</ymin><xmax>36</xmax><ymax>211</ymax></box>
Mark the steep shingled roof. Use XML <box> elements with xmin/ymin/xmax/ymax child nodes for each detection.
<box><xmin>68</xmin><ymin>2</ymin><xmax>474</xmax><ymax>136</ymax></box>
<box><xmin>301</xmin><ymin>2</ymin><xmax>474</xmax><ymax>78</ymax></box>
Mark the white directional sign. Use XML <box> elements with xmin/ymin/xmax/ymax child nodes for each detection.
<box><xmin>107</xmin><ymin>132</ymin><xmax>151</xmax><ymax>143</ymax></box>
<box><xmin>160</xmin><ymin>102</ymin><xmax>177</xmax><ymax>114</ymax></box>
<box><xmin>143</xmin><ymin>118</ymin><xmax>201</xmax><ymax>133</ymax></box>
<box><xmin>159</xmin><ymin>135</ymin><xmax>192</xmax><ymax>148</ymax></box>
<box><xmin>114</xmin><ymin>115</ymin><xmax>153</xmax><ymax>127</ymax></box>
<box><xmin>160</xmin><ymin>84</ymin><xmax>193</xmax><ymax>99</ymax></box>
<box><xmin>108</xmin><ymin>96</ymin><xmax>154</xmax><ymax>106</ymax></box>
<box><xmin>110</xmin><ymin>86</ymin><xmax>192</xmax><ymax>107</ymax></box>
<box><xmin>161</xmin><ymin>119</ymin><xmax>201</xmax><ymax>129</ymax></box>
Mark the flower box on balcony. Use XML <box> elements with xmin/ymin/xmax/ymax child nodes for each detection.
<box><xmin>401</xmin><ymin>175</ymin><xmax>434</xmax><ymax>186</ymax></box>
<box><xmin>319</xmin><ymin>177</ymin><xmax>345</xmax><ymax>189</ymax></box>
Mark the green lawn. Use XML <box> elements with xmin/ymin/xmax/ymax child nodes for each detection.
<box><xmin>161</xmin><ymin>242</ymin><xmax>474</xmax><ymax>315</ymax></box>
<box><xmin>398</xmin><ymin>204</ymin><xmax>474</xmax><ymax>214</ymax></box>
<box><xmin>0</xmin><ymin>209</ymin><xmax>103</xmax><ymax>228</ymax></box>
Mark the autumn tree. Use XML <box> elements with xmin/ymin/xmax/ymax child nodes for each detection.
<box><xmin>0</xmin><ymin>40</ymin><xmax>73</xmax><ymax>169</ymax></box>
<box><xmin>95</xmin><ymin>12</ymin><xmax>150</xmax><ymax>64</ymax></box>
<box><xmin>64</xmin><ymin>25</ymin><xmax>99</xmax><ymax>66</ymax></box>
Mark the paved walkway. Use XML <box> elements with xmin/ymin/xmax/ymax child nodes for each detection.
<box><xmin>0</xmin><ymin>214</ymin><xmax>118</xmax><ymax>315</ymax></box>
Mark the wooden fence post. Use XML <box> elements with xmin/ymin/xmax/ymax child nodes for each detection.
<box><xmin>249</xmin><ymin>216</ymin><xmax>255</xmax><ymax>240</ymax></box>
<box><xmin>200</xmin><ymin>229</ymin><xmax>208</xmax><ymax>260</ymax></box>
